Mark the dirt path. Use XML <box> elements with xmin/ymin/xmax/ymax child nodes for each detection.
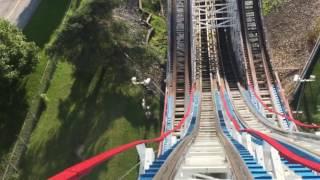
<box><xmin>0</xmin><ymin>0</ymin><xmax>41</xmax><ymax>28</ymax></box>
<box><xmin>264</xmin><ymin>0</ymin><xmax>320</xmax><ymax>94</ymax></box>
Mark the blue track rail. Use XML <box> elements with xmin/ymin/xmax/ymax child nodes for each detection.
<box><xmin>223</xmin><ymin>88</ymin><xmax>320</xmax><ymax>179</ymax></box>
<box><xmin>139</xmin><ymin>94</ymin><xmax>200</xmax><ymax>179</ymax></box>
<box><xmin>215</xmin><ymin>91</ymin><xmax>272</xmax><ymax>180</ymax></box>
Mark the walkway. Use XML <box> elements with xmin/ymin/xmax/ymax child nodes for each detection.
<box><xmin>0</xmin><ymin>0</ymin><xmax>40</xmax><ymax>28</ymax></box>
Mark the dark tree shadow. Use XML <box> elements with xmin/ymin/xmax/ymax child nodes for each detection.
<box><xmin>0</xmin><ymin>82</ymin><xmax>28</xmax><ymax>157</ymax></box>
<box><xmin>22</xmin><ymin>0</ymin><xmax>71</xmax><ymax>47</ymax></box>
<box><xmin>20</xmin><ymin>1</ymin><xmax>162</xmax><ymax>179</ymax></box>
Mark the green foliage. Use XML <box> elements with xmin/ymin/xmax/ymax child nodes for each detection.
<box><xmin>23</xmin><ymin>0</ymin><xmax>72</xmax><ymax>47</ymax></box>
<box><xmin>300</xmin><ymin>58</ymin><xmax>320</xmax><ymax>124</ymax></box>
<box><xmin>0</xmin><ymin>0</ymin><xmax>72</xmax><ymax>177</ymax></box>
<box><xmin>48</xmin><ymin>0</ymin><xmax>119</xmax><ymax>57</ymax></box>
<box><xmin>20</xmin><ymin>0</ymin><xmax>162</xmax><ymax>179</ymax></box>
<box><xmin>48</xmin><ymin>0</ymin><xmax>160</xmax><ymax>72</ymax></box>
<box><xmin>0</xmin><ymin>19</ymin><xmax>39</xmax><ymax>85</ymax></box>
<box><xmin>140</xmin><ymin>0</ymin><xmax>167</xmax><ymax>59</ymax></box>
<box><xmin>0</xmin><ymin>19</ymin><xmax>40</xmax><ymax>175</ymax></box>
<box><xmin>150</xmin><ymin>15</ymin><xmax>167</xmax><ymax>60</ymax></box>
<box><xmin>142</xmin><ymin>0</ymin><xmax>162</xmax><ymax>13</ymax></box>
<box><xmin>262</xmin><ymin>0</ymin><xmax>283</xmax><ymax>15</ymax></box>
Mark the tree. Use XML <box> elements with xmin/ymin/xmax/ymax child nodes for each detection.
<box><xmin>0</xmin><ymin>19</ymin><xmax>38</xmax><ymax>86</ymax></box>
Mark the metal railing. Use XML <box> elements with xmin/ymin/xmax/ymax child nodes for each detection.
<box><xmin>292</xmin><ymin>36</ymin><xmax>320</xmax><ymax>98</ymax></box>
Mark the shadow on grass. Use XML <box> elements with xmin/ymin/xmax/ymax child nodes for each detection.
<box><xmin>23</xmin><ymin>0</ymin><xmax>71</xmax><ymax>47</ymax></box>
<box><xmin>0</xmin><ymin>83</ymin><xmax>28</xmax><ymax>157</ymax></box>
<box><xmin>20</xmin><ymin>2</ymin><xmax>161</xmax><ymax>178</ymax></box>
<box><xmin>20</xmin><ymin>55</ymin><xmax>160</xmax><ymax>179</ymax></box>
<box><xmin>301</xmin><ymin>79</ymin><xmax>320</xmax><ymax>123</ymax></box>
<box><xmin>300</xmin><ymin>59</ymin><xmax>320</xmax><ymax>124</ymax></box>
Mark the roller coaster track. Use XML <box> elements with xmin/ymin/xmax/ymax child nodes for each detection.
<box><xmin>47</xmin><ymin>0</ymin><xmax>320</xmax><ymax>179</ymax></box>
<box><xmin>238</xmin><ymin>0</ymin><xmax>292</xmax><ymax>130</ymax></box>
<box><xmin>174</xmin><ymin>3</ymin><xmax>230</xmax><ymax>177</ymax></box>
<box><xmin>219</xmin><ymin>24</ymin><xmax>320</xmax><ymax>158</ymax></box>
<box><xmin>169</xmin><ymin>0</ymin><xmax>192</xmax><ymax>140</ymax></box>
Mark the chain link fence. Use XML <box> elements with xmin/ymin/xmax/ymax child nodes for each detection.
<box><xmin>0</xmin><ymin>59</ymin><xmax>57</xmax><ymax>180</ymax></box>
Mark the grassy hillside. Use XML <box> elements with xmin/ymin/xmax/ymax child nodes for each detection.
<box><xmin>0</xmin><ymin>0</ymin><xmax>72</xmax><ymax>169</ymax></box>
<box><xmin>21</xmin><ymin>61</ymin><xmax>159</xmax><ymax>179</ymax></box>
<box><xmin>299</xmin><ymin>57</ymin><xmax>320</xmax><ymax>124</ymax></box>
<box><xmin>19</xmin><ymin>0</ymin><xmax>164</xmax><ymax>179</ymax></box>
<box><xmin>23</xmin><ymin>0</ymin><xmax>72</xmax><ymax>47</ymax></box>
<box><xmin>142</xmin><ymin>0</ymin><xmax>167</xmax><ymax>60</ymax></box>
<box><xmin>262</xmin><ymin>0</ymin><xmax>284</xmax><ymax>15</ymax></box>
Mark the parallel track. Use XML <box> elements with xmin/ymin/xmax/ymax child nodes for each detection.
<box><xmin>176</xmin><ymin>5</ymin><xmax>229</xmax><ymax>177</ymax></box>
<box><xmin>216</xmin><ymin>26</ymin><xmax>320</xmax><ymax>180</ymax></box>
<box><xmin>239</xmin><ymin>0</ymin><xmax>293</xmax><ymax>130</ymax></box>
<box><xmin>217</xmin><ymin>24</ymin><xmax>320</xmax><ymax>158</ymax></box>
<box><xmin>230</xmin><ymin>87</ymin><xmax>320</xmax><ymax>157</ymax></box>
<box><xmin>171</xmin><ymin>0</ymin><xmax>191</xmax><ymax>138</ymax></box>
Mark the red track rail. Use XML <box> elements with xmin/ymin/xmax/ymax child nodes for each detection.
<box><xmin>49</xmin><ymin>86</ymin><xmax>195</xmax><ymax>180</ymax></box>
<box><xmin>248</xmin><ymin>84</ymin><xmax>320</xmax><ymax>129</ymax></box>
<box><xmin>219</xmin><ymin>87</ymin><xmax>320</xmax><ymax>172</ymax></box>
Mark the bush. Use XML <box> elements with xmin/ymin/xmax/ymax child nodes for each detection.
<box><xmin>0</xmin><ymin>19</ymin><xmax>39</xmax><ymax>86</ymax></box>
<box><xmin>262</xmin><ymin>0</ymin><xmax>283</xmax><ymax>15</ymax></box>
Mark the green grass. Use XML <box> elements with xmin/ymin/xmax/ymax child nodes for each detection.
<box><xmin>15</xmin><ymin>1</ymin><xmax>162</xmax><ymax>179</ymax></box>
<box><xmin>299</xmin><ymin>56</ymin><xmax>320</xmax><ymax>124</ymax></box>
<box><xmin>22</xmin><ymin>52</ymin><xmax>49</xmax><ymax>103</ymax></box>
<box><xmin>150</xmin><ymin>15</ymin><xmax>167</xmax><ymax>60</ymax></box>
<box><xmin>23</xmin><ymin>0</ymin><xmax>72</xmax><ymax>47</ymax></box>
<box><xmin>262</xmin><ymin>0</ymin><xmax>283</xmax><ymax>15</ymax></box>
<box><xmin>140</xmin><ymin>0</ymin><xmax>167</xmax><ymax>60</ymax></box>
<box><xmin>0</xmin><ymin>0</ymin><xmax>73</xmax><ymax>167</ymax></box>
<box><xmin>142</xmin><ymin>0</ymin><xmax>161</xmax><ymax>13</ymax></box>
<box><xmin>21</xmin><ymin>61</ymin><xmax>160</xmax><ymax>179</ymax></box>
<box><xmin>0</xmin><ymin>48</ymin><xmax>49</xmax><ymax>161</ymax></box>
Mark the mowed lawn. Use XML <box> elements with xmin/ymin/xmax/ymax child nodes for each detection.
<box><xmin>0</xmin><ymin>0</ymin><xmax>71</xmax><ymax>159</ymax></box>
<box><xmin>300</xmin><ymin>56</ymin><xmax>320</xmax><ymax>124</ymax></box>
<box><xmin>15</xmin><ymin>0</ymin><xmax>162</xmax><ymax>179</ymax></box>
<box><xmin>23</xmin><ymin>0</ymin><xmax>72</xmax><ymax>47</ymax></box>
<box><xmin>21</xmin><ymin>0</ymin><xmax>75</xmax><ymax>103</ymax></box>
<box><xmin>20</xmin><ymin>61</ymin><xmax>160</xmax><ymax>179</ymax></box>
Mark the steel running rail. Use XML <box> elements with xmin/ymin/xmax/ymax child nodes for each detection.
<box><xmin>217</xmin><ymin>23</ymin><xmax>320</xmax><ymax>173</ymax></box>
<box><xmin>216</xmin><ymin>24</ymin><xmax>320</xmax><ymax>177</ymax></box>
<box><xmin>292</xmin><ymin>37</ymin><xmax>320</xmax><ymax>98</ymax></box>
<box><xmin>239</xmin><ymin>0</ymin><xmax>293</xmax><ymax>130</ymax></box>
<box><xmin>248</xmin><ymin>83</ymin><xmax>320</xmax><ymax>129</ymax></box>
<box><xmin>235</xmin><ymin>83</ymin><xmax>320</xmax><ymax>157</ymax></box>
<box><xmin>224</xmin><ymin>82</ymin><xmax>320</xmax><ymax>175</ymax></box>
<box><xmin>218</xmin><ymin>84</ymin><xmax>320</xmax><ymax>173</ymax></box>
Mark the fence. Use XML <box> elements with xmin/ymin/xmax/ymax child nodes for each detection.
<box><xmin>292</xmin><ymin>37</ymin><xmax>320</xmax><ymax>99</ymax></box>
<box><xmin>0</xmin><ymin>58</ymin><xmax>57</xmax><ymax>180</ymax></box>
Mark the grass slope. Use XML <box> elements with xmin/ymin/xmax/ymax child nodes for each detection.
<box><xmin>20</xmin><ymin>1</ymin><xmax>162</xmax><ymax>179</ymax></box>
<box><xmin>0</xmin><ymin>0</ymin><xmax>72</xmax><ymax>161</ymax></box>
<box><xmin>23</xmin><ymin>0</ymin><xmax>72</xmax><ymax>47</ymax></box>
<box><xmin>142</xmin><ymin>0</ymin><xmax>167</xmax><ymax>60</ymax></box>
<box><xmin>300</xmin><ymin>57</ymin><xmax>320</xmax><ymax>124</ymax></box>
<box><xmin>262</xmin><ymin>0</ymin><xmax>284</xmax><ymax>15</ymax></box>
<box><xmin>21</xmin><ymin>61</ymin><xmax>159</xmax><ymax>179</ymax></box>
<box><xmin>150</xmin><ymin>15</ymin><xmax>167</xmax><ymax>60</ymax></box>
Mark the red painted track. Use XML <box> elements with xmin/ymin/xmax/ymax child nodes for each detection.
<box><xmin>219</xmin><ymin>87</ymin><xmax>320</xmax><ymax>172</ymax></box>
<box><xmin>248</xmin><ymin>84</ymin><xmax>320</xmax><ymax>129</ymax></box>
<box><xmin>49</xmin><ymin>87</ymin><xmax>195</xmax><ymax>180</ymax></box>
